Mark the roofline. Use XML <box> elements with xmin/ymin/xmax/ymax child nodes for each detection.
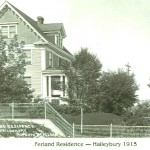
<box><xmin>47</xmin><ymin>42</ymin><xmax>74</xmax><ymax>60</ymax></box>
<box><xmin>60</xmin><ymin>23</ymin><xmax>66</xmax><ymax>37</ymax></box>
<box><xmin>0</xmin><ymin>1</ymin><xmax>73</xmax><ymax>60</ymax></box>
<box><xmin>34</xmin><ymin>41</ymin><xmax>74</xmax><ymax>60</ymax></box>
<box><xmin>0</xmin><ymin>1</ymin><xmax>47</xmax><ymax>43</ymax></box>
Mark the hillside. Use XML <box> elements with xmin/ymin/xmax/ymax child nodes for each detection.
<box><xmin>62</xmin><ymin>112</ymin><xmax>123</xmax><ymax>125</ymax></box>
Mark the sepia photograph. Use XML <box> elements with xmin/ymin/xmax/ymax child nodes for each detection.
<box><xmin>0</xmin><ymin>0</ymin><xmax>150</xmax><ymax>149</ymax></box>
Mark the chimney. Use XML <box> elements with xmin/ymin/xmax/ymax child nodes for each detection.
<box><xmin>37</xmin><ymin>16</ymin><xmax>44</xmax><ymax>24</ymax></box>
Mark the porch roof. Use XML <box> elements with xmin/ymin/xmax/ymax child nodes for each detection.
<box><xmin>42</xmin><ymin>68</ymin><xmax>64</xmax><ymax>75</ymax></box>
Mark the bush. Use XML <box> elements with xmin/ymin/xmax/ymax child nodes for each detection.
<box><xmin>51</xmin><ymin>103</ymin><xmax>81</xmax><ymax>115</ymax></box>
<box><xmin>27</xmin><ymin>106</ymin><xmax>44</xmax><ymax>118</ymax></box>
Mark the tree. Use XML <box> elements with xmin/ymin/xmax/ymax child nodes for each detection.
<box><xmin>0</xmin><ymin>34</ymin><xmax>33</xmax><ymax>103</ymax></box>
<box><xmin>63</xmin><ymin>48</ymin><xmax>102</xmax><ymax>112</ymax></box>
<box><xmin>122</xmin><ymin>100</ymin><xmax>150</xmax><ymax>126</ymax></box>
<box><xmin>99</xmin><ymin>69</ymin><xmax>139</xmax><ymax>115</ymax></box>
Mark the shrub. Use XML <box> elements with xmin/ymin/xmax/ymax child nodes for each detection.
<box><xmin>51</xmin><ymin>103</ymin><xmax>81</xmax><ymax>115</ymax></box>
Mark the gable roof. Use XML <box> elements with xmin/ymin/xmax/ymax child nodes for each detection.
<box><xmin>38</xmin><ymin>23</ymin><xmax>66</xmax><ymax>37</ymax></box>
<box><xmin>0</xmin><ymin>1</ymin><xmax>73</xmax><ymax>59</ymax></box>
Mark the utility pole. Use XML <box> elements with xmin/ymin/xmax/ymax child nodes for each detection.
<box><xmin>125</xmin><ymin>63</ymin><xmax>131</xmax><ymax>75</ymax></box>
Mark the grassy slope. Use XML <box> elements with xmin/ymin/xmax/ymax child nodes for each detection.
<box><xmin>62</xmin><ymin>112</ymin><xmax>122</xmax><ymax>125</ymax></box>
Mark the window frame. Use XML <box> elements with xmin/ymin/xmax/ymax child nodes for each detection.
<box><xmin>49</xmin><ymin>52</ymin><xmax>53</xmax><ymax>67</ymax></box>
<box><xmin>24</xmin><ymin>49</ymin><xmax>32</xmax><ymax>65</ymax></box>
<box><xmin>0</xmin><ymin>24</ymin><xmax>17</xmax><ymax>38</ymax></box>
<box><xmin>24</xmin><ymin>76</ymin><xmax>32</xmax><ymax>88</ymax></box>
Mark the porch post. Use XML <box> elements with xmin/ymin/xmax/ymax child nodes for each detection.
<box><xmin>60</xmin><ymin>75</ymin><xmax>63</xmax><ymax>97</ymax></box>
<box><xmin>65</xmin><ymin>75</ymin><xmax>68</xmax><ymax>97</ymax></box>
<box><xmin>42</xmin><ymin>76</ymin><xmax>47</xmax><ymax>97</ymax></box>
<box><xmin>49</xmin><ymin>75</ymin><xmax>51</xmax><ymax>102</ymax></box>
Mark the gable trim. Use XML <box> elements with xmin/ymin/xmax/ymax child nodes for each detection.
<box><xmin>0</xmin><ymin>22</ymin><xmax>18</xmax><ymax>25</ymax></box>
<box><xmin>0</xmin><ymin>1</ymin><xmax>74</xmax><ymax>60</ymax></box>
<box><xmin>0</xmin><ymin>1</ymin><xmax>47</xmax><ymax>42</ymax></box>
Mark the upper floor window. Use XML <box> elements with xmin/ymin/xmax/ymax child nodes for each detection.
<box><xmin>24</xmin><ymin>49</ymin><xmax>32</xmax><ymax>65</ymax></box>
<box><xmin>0</xmin><ymin>25</ymin><xmax>17</xmax><ymax>38</ymax></box>
<box><xmin>55</xmin><ymin>33</ymin><xmax>63</xmax><ymax>48</ymax></box>
<box><xmin>49</xmin><ymin>52</ymin><xmax>53</xmax><ymax>67</ymax></box>
<box><xmin>57</xmin><ymin>56</ymin><xmax>60</xmax><ymax>67</ymax></box>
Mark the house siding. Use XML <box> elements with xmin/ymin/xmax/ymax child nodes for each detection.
<box><xmin>25</xmin><ymin>48</ymin><xmax>42</xmax><ymax>95</ymax></box>
<box><xmin>0</xmin><ymin>3</ymin><xmax>73</xmax><ymax>100</ymax></box>
<box><xmin>0</xmin><ymin>8</ymin><xmax>40</xmax><ymax>44</ymax></box>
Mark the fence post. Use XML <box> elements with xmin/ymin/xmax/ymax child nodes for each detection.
<box><xmin>73</xmin><ymin>123</ymin><xmax>75</xmax><ymax>138</ymax></box>
<box><xmin>110</xmin><ymin>123</ymin><xmax>112</xmax><ymax>138</ymax></box>
<box><xmin>12</xmin><ymin>102</ymin><xmax>14</xmax><ymax>119</ymax></box>
<box><xmin>81</xmin><ymin>107</ymin><xmax>83</xmax><ymax>134</ymax></box>
<box><xmin>45</xmin><ymin>102</ymin><xmax>47</xmax><ymax>120</ymax></box>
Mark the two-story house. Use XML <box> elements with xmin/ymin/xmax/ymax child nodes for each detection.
<box><xmin>0</xmin><ymin>1</ymin><xmax>74</xmax><ymax>104</ymax></box>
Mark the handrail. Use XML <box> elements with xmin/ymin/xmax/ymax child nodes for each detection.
<box><xmin>46</xmin><ymin>102</ymin><xmax>71</xmax><ymax>125</ymax></box>
<box><xmin>46</xmin><ymin>102</ymin><xmax>73</xmax><ymax>137</ymax></box>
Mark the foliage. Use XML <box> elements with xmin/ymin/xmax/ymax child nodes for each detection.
<box><xmin>62</xmin><ymin>48</ymin><xmax>102</xmax><ymax>112</ymax></box>
<box><xmin>99</xmin><ymin>69</ymin><xmax>139</xmax><ymax>115</ymax></box>
<box><xmin>27</xmin><ymin>106</ymin><xmax>44</xmax><ymax>118</ymax></box>
<box><xmin>122</xmin><ymin>100</ymin><xmax>150</xmax><ymax>126</ymax></box>
<box><xmin>51</xmin><ymin>103</ymin><xmax>81</xmax><ymax>115</ymax></box>
<box><xmin>0</xmin><ymin>34</ymin><xmax>33</xmax><ymax>103</ymax></box>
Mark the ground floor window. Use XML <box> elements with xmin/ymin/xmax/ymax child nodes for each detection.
<box><xmin>24</xmin><ymin>76</ymin><xmax>31</xmax><ymax>88</ymax></box>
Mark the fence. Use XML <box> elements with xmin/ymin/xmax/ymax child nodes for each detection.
<box><xmin>0</xmin><ymin>102</ymin><xmax>73</xmax><ymax>137</ymax></box>
<box><xmin>74</xmin><ymin>124</ymin><xmax>150</xmax><ymax>138</ymax></box>
<box><xmin>0</xmin><ymin>103</ymin><xmax>45</xmax><ymax>119</ymax></box>
<box><xmin>1</xmin><ymin>103</ymin><xmax>150</xmax><ymax>138</ymax></box>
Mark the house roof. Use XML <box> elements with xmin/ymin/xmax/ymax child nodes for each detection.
<box><xmin>38</xmin><ymin>23</ymin><xmax>66</xmax><ymax>37</ymax></box>
<box><xmin>0</xmin><ymin>1</ymin><xmax>73</xmax><ymax>59</ymax></box>
<box><xmin>38</xmin><ymin>23</ymin><xmax>62</xmax><ymax>31</ymax></box>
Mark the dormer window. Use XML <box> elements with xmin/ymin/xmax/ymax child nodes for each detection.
<box><xmin>0</xmin><ymin>24</ymin><xmax>17</xmax><ymax>38</ymax></box>
<box><xmin>55</xmin><ymin>33</ymin><xmax>63</xmax><ymax>48</ymax></box>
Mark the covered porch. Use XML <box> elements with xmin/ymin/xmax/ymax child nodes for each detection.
<box><xmin>42</xmin><ymin>69</ymin><xmax>68</xmax><ymax>105</ymax></box>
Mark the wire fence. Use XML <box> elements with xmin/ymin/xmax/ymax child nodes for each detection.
<box><xmin>0</xmin><ymin>103</ymin><xmax>45</xmax><ymax>119</ymax></box>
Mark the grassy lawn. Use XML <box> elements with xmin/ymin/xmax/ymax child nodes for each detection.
<box><xmin>62</xmin><ymin>112</ymin><xmax>123</xmax><ymax>125</ymax></box>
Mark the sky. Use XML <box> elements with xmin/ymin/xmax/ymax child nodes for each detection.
<box><xmin>1</xmin><ymin>0</ymin><xmax>150</xmax><ymax>100</ymax></box>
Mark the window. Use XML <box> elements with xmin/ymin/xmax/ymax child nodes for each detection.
<box><xmin>49</xmin><ymin>52</ymin><xmax>53</xmax><ymax>67</ymax></box>
<box><xmin>57</xmin><ymin>56</ymin><xmax>61</xmax><ymax>67</ymax></box>
<box><xmin>24</xmin><ymin>49</ymin><xmax>32</xmax><ymax>65</ymax></box>
<box><xmin>58</xmin><ymin>57</ymin><xmax>60</xmax><ymax>67</ymax></box>
<box><xmin>0</xmin><ymin>25</ymin><xmax>17</xmax><ymax>38</ymax></box>
<box><xmin>24</xmin><ymin>76</ymin><xmax>31</xmax><ymax>88</ymax></box>
<box><xmin>55</xmin><ymin>33</ymin><xmax>62</xmax><ymax>48</ymax></box>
